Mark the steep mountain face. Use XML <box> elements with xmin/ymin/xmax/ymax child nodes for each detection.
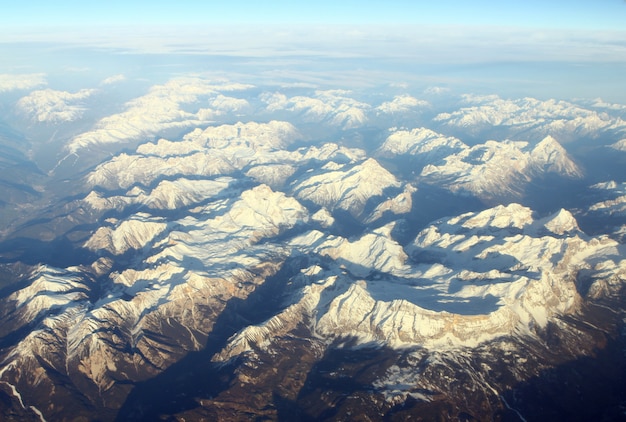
<box><xmin>528</xmin><ymin>135</ymin><xmax>583</xmax><ymax>176</ymax></box>
<box><xmin>1</xmin><ymin>80</ymin><xmax>625</xmax><ymax>421</ymax></box>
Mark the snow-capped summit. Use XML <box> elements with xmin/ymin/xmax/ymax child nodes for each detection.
<box><xmin>376</xmin><ymin>95</ymin><xmax>429</xmax><ymax>114</ymax></box>
<box><xmin>378</xmin><ymin>127</ymin><xmax>467</xmax><ymax>161</ymax></box>
<box><xmin>448</xmin><ymin>202</ymin><xmax>534</xmax><ymax>231</ymax></box>
<box><xmin>290</xmin><ymin>222</ymin><xmax>410</xmax><ymax>278</ymax></box>
<box><xmin>85</xmin><ymin>120</ymin><xmax>299</xmax><ymax>190</ymax></box>
<box><xmin>84</xmin><ymin>177</ymin><xmax>235</xmax><ymax>211</ymax></box>
<box><xmin>291</xmin><ymin>157</ymin><xmax>402</xmax><ymax>218</ymax></box>
<box><xmin>609</xmin><ymin>138</ymin><xmax>626</xmax><ymax>151</ymax></box>
<box><xmin>541</xmin><ymin>208</ymin><xmax>580</xmax><ymax>236</ymax></box>
<box><xmin>84</xmin><ymin>213</ymin><xmax>168</xmax><ymax>255</ymax></box>
<box><xmin>529</xmin><ymin>135</ymin><xmax>582</xmax><ymax>177</ymax></box>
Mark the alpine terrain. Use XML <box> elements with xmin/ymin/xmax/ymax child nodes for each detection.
<box><xmin>0</xmin><ymin>74</ymin><xmax>625</xmax><ymax>422</ymax></box>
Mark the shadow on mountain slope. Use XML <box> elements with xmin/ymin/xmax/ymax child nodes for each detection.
<box><xmin>0</xmin><ymin>236</ymin><xmax>98</xmax><ymax>268</ymax></box>
<box><xmin>501</xmin><ymin>332</ymin><xmax>626</xmax><ymax>422</ymax></box>
<box><xmin>114</xmin><ymin>255</ymin><xmax>309</xmax><ymax>421</ymax></box>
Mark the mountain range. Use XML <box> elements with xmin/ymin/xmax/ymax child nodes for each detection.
<box><xmin>0</xmin><ymin>76</ymin><xmax>625</xmax><ymax>421</ymax></box>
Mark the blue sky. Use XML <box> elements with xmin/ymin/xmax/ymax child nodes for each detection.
<box><xmin>2</xmin><ymin>0</ymin><xmax>625</xmax><ymax>102</ymax></box>
<box><xmin>2</xmin><ymin>0</ymin><xmax>626</xmax><ymax>29</ymax></box>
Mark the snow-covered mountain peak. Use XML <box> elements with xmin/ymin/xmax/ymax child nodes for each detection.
<box><xmin>321</xmin><ymin>161</ymin><xmax>344</xmax><ymax>171</ymax></box>
<box><xmin>7</xmin><ymin>265</ymin><xmax>91</xmax><ymax>323</ymax></box>
<box><xmin>378</xmin><ymin>127</ymin><xmax>467</xmax><ymax>157</ymax></box>
<box><xmin>316</xmin><ymin>223</ymin><xmax>410</xmax><ymax>278</ymax></box>
<box><xmin>360</xmin><ymin>157</ymin><xmax>388</xmax><ymax>171</ymax></box>
<box><xmin>135</xmin><ymin>137</ymin><xmax>204</xmax><ymax>158</ymax></box>
<box><xmin>86</xmin><ymin>149</ymin><xmax>236</xmax><ymax>190</ymax></box>
<box><xmin>232</xmin><ymin>184</ymin><xmax>309</xmax><ymax>230</ymax></box>
<box><xmin>85</xmin><ymin>177</ymin><xmax>235</xmax><ymax>211</ymax></box>
<box><xmin>536</xmin><ymin>134</ymin><xmax>558</xmax><ymax>146</ymax></box>
<box><xmin>417</xmin><ymin>135</ymin><xmax>582</xmax><ymax>200</ymax></box>
<box><xmin>165</xmin><ymin>184</ymin><xmax>310</xmax><ymax>246</ymax></box>
<box><xmin>449</xmin><ymin>203</ymin><xmax>534</xmax><ymax>231</ymax></box>
<box><xmin>17</xmin><ymin>88</ymin><xmax>97</xmax><ymax>123</ymax></box>
<box><xmin>311</xmin><ymin>207</ymin><xmax>335</xmax><ymax>228</ymax></box>
<box><xmin>586</xmin><ymin>181</ymin><xmax>626</xmax><ymax>241</ymax></box>
<box><xmin>375</xmin><ymin>94</ymin><xmax>429</xmax><ymax>114</ymax></box>
<box><xmin>86</xmin><ymin>120</ymin><xmax>298</xmax><ymax>191</ymax></box>
<box><xmin>188</xmin><ymin>120</ymin><xmax>299</xmax><ymax>151</ymax></box>
<box><xmin>65</xmin><ymin>77</ymin><xmax>254</xmax><ymax>154</ymax></box>
<box><xmin>364</xmin><ymin>184</ymin><xmax>416</xmax><ymax>224</ymax></box>
<box><xmin>84</xmin><ymin>213</ymin><xmax>168</xmax><ymax>255</ymax></box>
<box><xmin>299</xmin><ymin>142</ymin><xmax>366</xmax><ymax>164</ymax></box>
<box><xmin>529</xmin><ymin>135</ymin><xmax>582</xmax><ymax>177</ymax></box>
<box><xmin>434</xmin><ymin>95</ymin><xmax>626</xmax><ymax>141</ymax></box>
<box><xmin>542</xmin><ymin>208</ymin><xmax>580</xmax><ymax>236</ymax></box>
<box><xmin>591</xmin><ymin>180</ymin><xmax>619</xmax><ymax>191</ymax></box>
<box><xmin>609</xmin><ymin>138</ymin><xmax>626</xmax><ymax>151</ymax></box>
<box><xmin>292</xmin><ymin>157</ymin><xmax>401</xmax><ymax>218</ymax></box>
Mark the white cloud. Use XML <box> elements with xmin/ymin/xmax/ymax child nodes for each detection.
<box><xmin>3</xmin><ymin>26</ymin><xmax>625</xmax><ymax>101</ymax></box>
<box><xmin>0</xmin><ymin>73</ymin><xmax>46</xmax><ymax>92</ymax></box>
<box><xmin>17</xmin><ymin>88</ymin><xmax>96</xmax><ymax>123</ymax></box>
<box><xmin>66</xmin><ymin>77</ymin><xmax>254</xmax><ymax>154</ymax></box>
<box><xmin>9</xmin><ymin>25</ymin><xmax>626</xmax><ymax>64</ymax></box>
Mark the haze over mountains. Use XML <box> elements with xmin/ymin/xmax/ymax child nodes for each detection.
<box><xmin>0</xmin><ymin>61</ymin><xmax>625</xmax><ymax>421</ymax></box>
